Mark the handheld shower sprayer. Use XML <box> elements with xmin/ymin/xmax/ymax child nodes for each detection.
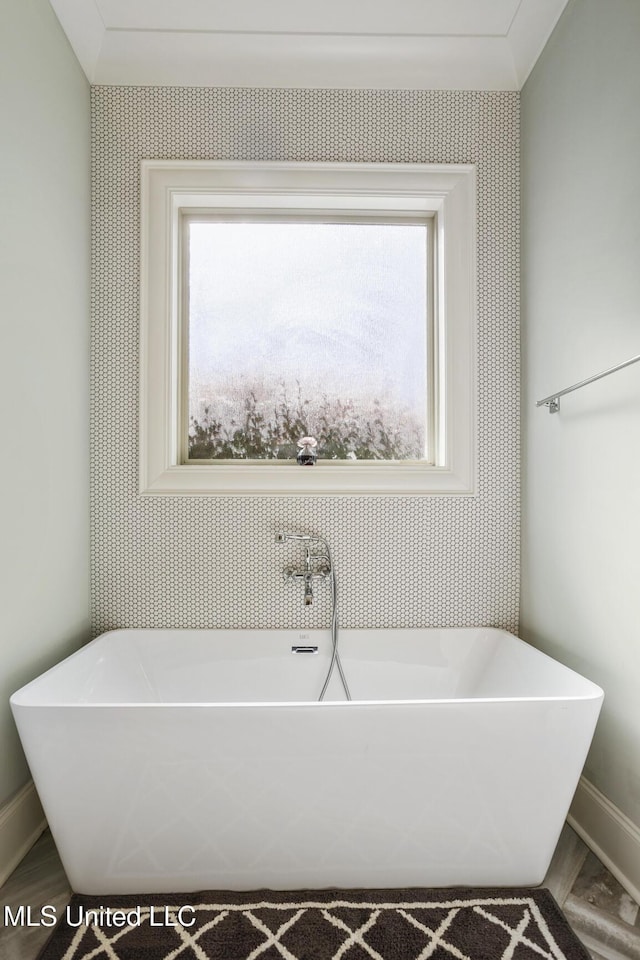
<box><xmin>275</xmin><ymin>532</ymin><xmax>320</xmax><ymax>544</ymax></box>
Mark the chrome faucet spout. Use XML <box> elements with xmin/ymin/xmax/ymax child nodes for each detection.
<box><xmin>303</xmin><ymin>548</ymin><xmax>314</xmax><ymax>604</ymax></box>
<box><xmin>304</xmin><ymin>576</ymin><xmax>314</xmax><ymax>605</ymax></box>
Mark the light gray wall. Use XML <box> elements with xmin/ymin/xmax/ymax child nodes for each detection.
<box><xmin>0</xmin><ymin>0</ymin><xmax>91</xmax><ymax>806</ymax></box>
<box><xmin>521</xmin><ymin>0</ymin><xmax>640</xmax><ymax>828</ymax></box>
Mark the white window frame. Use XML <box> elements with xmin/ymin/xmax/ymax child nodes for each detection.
<box><xmin>140</xmin><ymin>161</ymin><xmax>477</xmax><ymax>496</ymax></box>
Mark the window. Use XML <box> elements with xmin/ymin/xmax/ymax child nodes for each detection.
<box><xmin>141</xmin><ymin>161</ymin><xmax>476</xmax><ymax>495</ymax></box>
<box><xmin>185</xmin><ymin>216</ymin><xmax>433</xmax><ymax>464</ymax></box>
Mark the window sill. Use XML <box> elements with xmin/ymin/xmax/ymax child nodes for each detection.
<box><xmin>141</xmin><ymin>461</ymin><xmax>476</xmax><ymax>497</ymax></box>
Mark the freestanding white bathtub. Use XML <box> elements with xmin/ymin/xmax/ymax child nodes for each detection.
<box><xmin>11</xmin><ymin>627</ymin><xmax>602</xmax><ymax>894</ymax></box>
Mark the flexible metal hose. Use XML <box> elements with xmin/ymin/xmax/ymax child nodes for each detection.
<box><xmin>316</xmin><ymin>538</ymin><xmax>351</xmax><ymax>702</ymax></box>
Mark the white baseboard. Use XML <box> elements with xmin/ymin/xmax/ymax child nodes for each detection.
<box><xmin>0</xmin><ymin>780</ymin><xmax>47</xmax><ymax>888</ymax></box>
<box><xmin>568</xmin><ymin>776</ymin><xmax>640</xmax><ymax>905</ymax></box>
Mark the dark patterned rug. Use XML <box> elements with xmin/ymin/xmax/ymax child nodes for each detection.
<box><xmin>37</xmin><ymin>887</ymin><xmax>590</xmax><ymax>960</ymax></box>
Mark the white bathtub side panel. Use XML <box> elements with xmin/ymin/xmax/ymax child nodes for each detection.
<box><xmin>12</xmin><ymin>697</ymin><xmax>602</xmax><ymax>894</ymax></box>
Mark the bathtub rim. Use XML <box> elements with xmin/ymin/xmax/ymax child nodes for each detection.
<box><xmin>10</xmin><ymin>625</ymin><xmax>605</xmax><ymax>710</ymax></box>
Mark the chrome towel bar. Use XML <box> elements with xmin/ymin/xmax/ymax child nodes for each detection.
<box><xmin>536</xmin><ymin>353</ymin><xmax>640</xmax><ymax>413</ymax></box>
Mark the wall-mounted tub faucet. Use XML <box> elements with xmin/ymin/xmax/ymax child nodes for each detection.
<box><xmin>275</xmin><ymin>532</ymin><xmax>330</xmax><ymax>605</ymax></box>
<box><xmin>274</xmin><ymin>531</ymin><xmax>351</xmax><ymax>701</ymax></box>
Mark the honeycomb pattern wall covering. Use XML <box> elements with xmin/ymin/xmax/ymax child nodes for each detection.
<box><xmin>91</xmin><ymin>87</ymin><xmax>519</xmax><ymax>636</ymax></box>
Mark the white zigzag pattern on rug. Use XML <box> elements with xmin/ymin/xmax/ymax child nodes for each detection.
<box><xmin>59</xmin><ymin>898</ymin><xmax>570</xmax><ymax>960</ymax></box>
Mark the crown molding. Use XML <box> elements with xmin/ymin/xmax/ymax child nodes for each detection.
<box><xmin>50</xmin><ymin>0</ymin><xmax>105</xmax><ymax>82</ymax></box>
<box><xmin>49</xmin><ymin>0</ymin><xmax>568</xmax><ymax>91</ymax></box>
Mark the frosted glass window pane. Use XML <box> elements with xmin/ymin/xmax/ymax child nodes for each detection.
<box><xmin>187</xmin><ymin>221</ymin><xmax>428</xmax><ymax>461</ymax></box>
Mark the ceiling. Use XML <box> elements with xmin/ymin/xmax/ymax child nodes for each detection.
<box><xmin>49</xmin><ymin>0</ymin><xmax>569</xmax><ymax>90</ymax></box>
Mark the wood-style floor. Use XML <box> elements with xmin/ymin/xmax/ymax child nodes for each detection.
<box><xmin>1</xmin><ymin>825</ymin><xmax>639</xmax><ymax>959</ymax></box>
<box><xmin>543</xmin><ymin>826</ymin><xmax>640</xmax><ymax>960</ymax></box>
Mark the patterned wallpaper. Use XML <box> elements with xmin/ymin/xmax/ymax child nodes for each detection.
<box><xmin>91</xmin><ymin>87</ymin><xmax>519</xmax><ymax>636</ymax></box>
